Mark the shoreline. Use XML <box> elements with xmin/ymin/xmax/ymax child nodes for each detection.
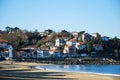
<box><xmin>0</xmin><ymin>61</ymin><xmax>120</xmax><ymax>80</ymax></box>
<box><xmin>35</xmin><ymin>65</ymin><xmax>120</xmax><ymax>77</ymax></box>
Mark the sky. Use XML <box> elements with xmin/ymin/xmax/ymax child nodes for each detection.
<box><xmin>0</xmin><ymin>0</ymin><xmax>120</xmax><ymax>38</ymax></box>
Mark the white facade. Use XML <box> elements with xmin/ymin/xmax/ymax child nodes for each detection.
<box><xmin>68</xmin><ymin>45</ymin><xmax>76</xmax><ymax>55</ymax></box>
<box><xmin>63</xmin><ymin>45</ymin><xmax>77</xmax><ymax>57</ymax></box>
<box><xmin>63</xmin><ymin>46</ymin><xmax>69</xmax><ymax>54</ymax></box>
<box><xmin>37</xmin><ymin>50</ymin><xmax>50</xmax><ymax>58</ymax></box>
<box><xmin>50</xmin><ymin>46</ymin><xmax>58</xmax><ymax>51</ymax></box>
<box><xmin>66</xmin><ymin>39</ymin><xmax>76</xmax><ymax>46</ymax></box>
<box><xmin>82</xmin><ymin>33</ymin><xmax>92</xmax><ymax>42</ymax></box>
<box><xmin>92</xmin><ymin>32</ymin><xmax>101</xmax><ymax>38</ymax></box>
<box><xmin>72</xmin><ymin>32</ymin><xmax>78</xmax><ymax>40</ymax></box>
<box><xmin>76</xmin><ymin>42</ymin><xmax>86</xmax><ymax>50</ymax></box>
<box><xmin>55</xmin><ymin>38</ymin><xmax>65</xmax><ymax>46</ymax></box>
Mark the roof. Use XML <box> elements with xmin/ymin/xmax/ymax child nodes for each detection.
<box><xmin>78</xmin><ymin>42</ymin><xmax>86</xmax><ymax>45</ymax></box>
<box><xmin>0</xmin><ymin>40</ymin><xmax>8</xmax><ymax>43</ymax></box>
<box><xmin>21</xmin><ymin>45</ymin><xmax>35</xmax><ymax>50</ymax></box>
<box><xmin>92</xmin><ymin>44</ymin><xmax>103</xmax><ymax>46</ymax></box>
<box><xmin>92</xmin><ymin>32</ymin><xmax>99</xmax><ymax>34</ymax></box>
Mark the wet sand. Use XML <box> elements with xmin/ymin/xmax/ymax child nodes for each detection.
<box><xmin>0</xmin><ymin>61</ymin><xmax>120</xmax><ymax>80</ymax></box>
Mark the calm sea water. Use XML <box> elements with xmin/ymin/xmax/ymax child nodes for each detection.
<box><xmin>35</xmin><ymin>65</ymin><xmax>120</xmax><ymax>77</ymax></box>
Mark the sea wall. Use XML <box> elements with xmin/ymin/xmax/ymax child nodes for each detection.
<box><xmin>14</xmin><ymin>58</ymin><xmax>120</xmax><ymax>65</ymax></box>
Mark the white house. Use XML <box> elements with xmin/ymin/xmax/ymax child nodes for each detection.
<box><xmin>39</xmin><ymin>32</ymin><xmax>47</xmax><ymax>37</ymax></box>
<box><xmin>68</xmin><ymin>45</ymin><xmax>77</xmax><ymax>57</ymax></box>
<box><xmin>45</xmin><ymin>42</ymin><xmax>54</xmax><ymax>47</ymax></box>
<box><xmin>72</xmin><ymin>32</ymin><xmax>78</xmax><ymax>40</ymax></box>
<box><xmin>76</xmin><ymin>42</ymin><xmax>86</xmax><ymax>50</ymax></box>
<box><xmin>55</xmin><ymin>38</ymin><xmax>65</xmax><ymax>46</ymax></box>
<box><xmin>52</xmin><ymin>50</ymin><xmax>61</xmax><ymax>57</ymax></box>
<box><xmin>0</xmin><ymin>40</ymin><xmax>9</xmax><ymax>49</ymax></box>
<box><xmin>63</xmin><ymin>45</ymin><xmax>77</xmax><ymax>57</ymax></box>
<box><xmin>72</xmin><ymin>32</ymin><xmax>78</xmax><ymax>36</ymax></box>
<box><xmin>37</xmin><ymin>49</ymin><xmax>50</xmax><ymax>58</ymax></box>
<box><xmin>63</xmin><ymin>45</ymin><xmax>69</xmax><ymax>54</ymax></box>
<box><xmin>66</xmin><ymin>39</ymin><xmax>76</xmax><ymax>46</ymax></box>
<box><xmin>49</xmin><ymin>46</ymin><xmax>60</xmax><ymax>57</ymax></box>
<box><xmin>92</xmin><ymin>32</ymin><xmax>101</xmax><ymax>38</ymax></box>
<box><xmin>82</xmin><ymin>33</ymin><xmax>92</xmax><ymax>42</ymax></box>
<box><xmin>50</xmin><ymin>46</ymin><xmax>58</xmax><ymax>51</ymax></box>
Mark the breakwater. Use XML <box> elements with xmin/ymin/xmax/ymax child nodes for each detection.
<box><xmin>14</xmin><ymin>58</ymin><xmax>120</xmax><ymax>65</ymax></box>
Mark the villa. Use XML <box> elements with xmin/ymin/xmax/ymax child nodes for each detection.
<box><xmin>37</xmin><ymin>49</ymin><xmax>50</xmax><ymax>58</ymax></box>
<box><xmin>66</xmin><ymin>39</ymin><xmax>76</xmax><ymax>46</ymax></box>
<box><xmin>82</xmin><ymin>33</ymin><xmax>92</xmax><ymax>42</ymax></box>
<box><xmin>76</xmin><ymin>42</ymin><xmax>86</xmax><ymax>50</ymax></box>
<box><xmin>63</xmin><ymin>45</ymin><xmax>77</xmax><ymax>57</ymax></box>
<box><xmin>92</xmin><ymin>32</ymin><xmax>101</xmax><ymax>38</ymax></box>
<box><xmin>0</xmin><ymin>40</ymin><xmax>9</xmax><ymax>49</ymax></box>
<box><xmin>55</xmin><ymin>38</ymin><xmax>65</xmax><ymax>46</ymax></box>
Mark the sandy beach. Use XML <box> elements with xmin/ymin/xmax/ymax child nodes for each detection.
<box><xmin>0</xmin><ymin>61</ymin><xmax>120</xmax><ymax>80</ymax></box>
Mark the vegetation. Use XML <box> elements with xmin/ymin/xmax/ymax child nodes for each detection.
<box><xmin>0</xmin><ymin>26</ymin><xmax>120</xmax><ymax>60</ymax></box>
<box><xmin>86</xmin><ymin>42</ymin><xmax>92</xmax><ymax>56</ymax></box>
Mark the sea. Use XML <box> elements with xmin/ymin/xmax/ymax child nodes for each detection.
<box><xmin>35</xmin><ymin>64</ymin><xmax>120</xmax><ymax>77</ymax></box>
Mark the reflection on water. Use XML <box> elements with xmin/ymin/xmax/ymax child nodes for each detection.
<box><xmin>63</xmin><ymin>65</ymin><xmax>69</xmax><ymax>68</ymax></box>
<box><xmin>36</xmin><ymin>65</ymin><xmax>120</xmax><ymax>76</ymax></box>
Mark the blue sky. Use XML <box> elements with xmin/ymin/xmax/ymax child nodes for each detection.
<box><xmin>0</xmin><ymin>0</ymin><xmax>120</xmax><ymax>38</ymax></box>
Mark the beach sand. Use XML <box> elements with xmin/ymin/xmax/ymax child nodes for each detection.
<box><xmin>0</xmin><ymin>61</ymin><xmax>120</xmax><ymax>80</ymax></box>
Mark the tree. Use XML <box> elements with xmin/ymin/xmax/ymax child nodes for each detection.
<box><xmin>44</xmin><ymin>29</ymin><xmax>53</xmax><ymax>35</ymax></box>
<box><xmin>5</xmin><ymin>26</ymin><xmax>11</xmax><ymax>33</ymax></box>
<box><xmin>78</xmin><ymin>31</ymin><xmax>85</xmax><ymax>36</ymax></box>
<box><xmin>61</xmin><ymin>30</ymin><xmax>68</xmax><ymax>33</ymax></box>
<box><xmin>78</xmin><ymin>31</ymin><xmax>85</xmax><ymax>42</ymax></box>
<box><xmin>61</xmin><ymin>30</ymin><xmax>70</xmax><ymax>37</ymax></box>
<box><xmin>59</xmin><ymin>44</ymin><xmax>65</xmax><ymax>53</ymax></box>
<box><xmin>14</xmin><ymin>27</ymin><xmax>20</xmax><ymax>32</ymax></box>
<box><xmin>112</xmin><ymin>37</ymin><xmax>120</xmax><ymax>58</ymax></box>
<box><xmin>36</xmin><ymin>40</ymin><xmax>42</xmax><ymax>47</ymax></box>
<box><xmin>86</xmin><ymin>42</ymin><xmax>92</xmax><ymax>56</ymax></box>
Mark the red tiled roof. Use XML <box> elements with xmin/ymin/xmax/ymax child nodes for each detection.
<box><xmin>92</xmin><ymin>32</ymin><xmax>99</xmax><ymax>34</ymax></box>
<box><xmin>78</xmin><ymin>42</ymin><xmax>85</xmax><ymax>44</ymax></box>
<box><xmin>41</xmin><ymin>47</ymin><xmax>49</xmax><ymax>50</ymax></box>
<box><xmin>21</xmin><ymin>45</ymin><xmax>35</xmax><ymax>50</ymax></box>
<box><xmin>92</xmin><ymin>44</ymin><xmax>102</xmax><ymax>46</ymax></box>
<box><xmin>0</xmin><ymin>40</ymin><xmax>8</xmax><ymax>43</ymax></box>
